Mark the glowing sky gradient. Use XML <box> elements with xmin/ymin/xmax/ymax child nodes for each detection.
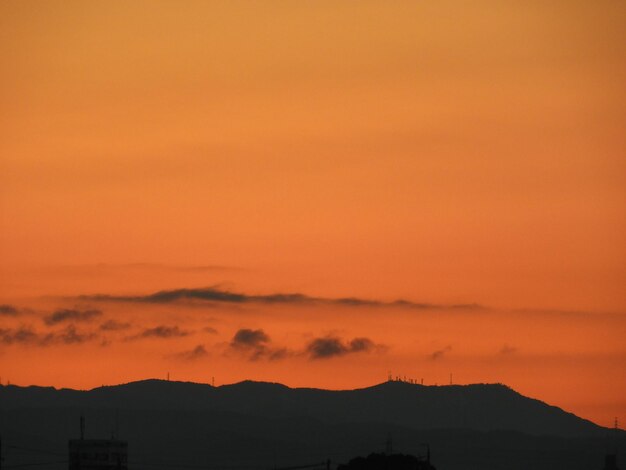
<box><xmin>0</xmin><ymin>1</ymin><xmax>625</xmax><ymax>427</ymax></box>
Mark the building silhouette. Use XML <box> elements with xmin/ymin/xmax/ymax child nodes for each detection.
<box><xmin>603</xmin><ymin>453</ymin><xmax>620</xmax><ymax>470</ymax></box>
<box><xmin>68</xmin><ymin>439</ymin><xmax>128</xmax><ymax>470</ymax></box>
<box><xmin>68</xmin><ymin>416</ymin><xmax>127</xmax><ymax>470</ymax></box>
<box><xmin>337</xmin><ymin>452</ymin><xmax>436</xmax><ymax>470</ymax></box>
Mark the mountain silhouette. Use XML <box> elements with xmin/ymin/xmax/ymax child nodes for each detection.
<box><xmin>0</xmin><ymin>379</ymin><xmax>608</xmax><ymax>437</ymax></box>
<box><xmin>0</xmin><ymin>379</ymin><xmax>623</xmax><ymax>470</ymax></box>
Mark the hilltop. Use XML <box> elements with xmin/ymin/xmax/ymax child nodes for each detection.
<box><xmin>0</xmin><ymin>379</ymin><xmax>623</xmax><ymax>470</ymax></box>
<box><xmin>0</xmin><ymin>378</ymin><xmax>610</xmax><ymax>437</ymax></box>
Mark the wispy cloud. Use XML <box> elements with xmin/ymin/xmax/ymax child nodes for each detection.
<box><xmin>44</xmin><ymin>308</ymin><xmax>102</xmax><ymax>326</ymax></box>
<box><xmin>499</xmin><ymin>344</ymin><xmax>518</xmax><ymax>355</ymax></box>
<box><xmin>0</xmin><ymin>305</ymin><xmax>20</xmax><ymax>316</ymax></box>
<box><xmin>79</xmin><ymin>286</ymin><xmax>483</xmax><ymax>310</ymax></box>
<box><xmin>107</xmin><ymin>262</ymin><xmax>236</xmax><ymax>272</ymax></box>
<box><xmin>39</xmin><ymin>263</ymin><xmax>240</xmax><ymax>276</ymax></box>
<box><xmin>171</xmin><ymin>344</ymin><xmax>210</xmax><ymax>361</ymax></box>
<box><xmin>41</xmin><ymin>325</ymin><xmax>97</xmax><ymax>345</ymax></box>
<box><xmin>0</xmin><ymin>326</ymin><xmax>38</xmax><ymax>345</ymax></box>
<box><xmin>0</xmin><ymin>325</ymin><xmax>98</xmax><ymax>346</ymax></box>
<box><xmin>99</xmin><ymin>320</ymin><xmax>132</xmax><ymax>331</ymax></box>
<box><xmin>306</xmin><ymin>336</ymin><xmax>382</xmax><ymax>359</ymax></box>
<box><xmin>128</xmin><ymin>325</ymin><xmax>190</xmax><ymax>340</ymax></box>
<box><xmin>430</xmin><ymin>345</ymin><xmax>452</xmax><ymax>360</ymax></box>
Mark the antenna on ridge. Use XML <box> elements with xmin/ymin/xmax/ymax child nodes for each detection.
<box><xmin>385</xmin><ymin>433</ymin><xmax>393</xmax><ymax>455</ymax></box>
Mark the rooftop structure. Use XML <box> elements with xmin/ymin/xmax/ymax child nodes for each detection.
<box><xmin>68</xmin><ymin>439</ymin><xmax>128</xmax><ymax>470</ymax></box>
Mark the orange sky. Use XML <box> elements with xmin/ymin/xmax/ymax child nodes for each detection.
<box><xmin>0</xmin><ymin>1</ymin><xmax>625</xmax><ymax>428</ymax></box>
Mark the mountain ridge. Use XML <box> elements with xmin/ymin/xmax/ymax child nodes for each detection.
<box><xmin>1</xmin><ymin>379</ymin><xmax>624</xmax><ymax>470</ymax></box>
<box><xmin>0</xmin><ymin>378</ymin><xmax>613</xmax><ymax>439</ymax></box>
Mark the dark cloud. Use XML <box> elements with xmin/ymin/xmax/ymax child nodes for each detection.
<box><xmin>226</xmin><ymin>329</ymin><xmax>380</xmax><ymax>361</ymax></box>
<box><xmin>99</xmin><ymin>320</ymin><xmax>131</xmax><ymax>331</ymax></box>
<box><xmin>231</xmin><ymin>328</ymin><xmax>269</xmax><ymax>348</ymax></box>
<box><xmin>267</xmin><ymin>348</ymin><xmax>290</xmax><ymax>360</ymax></box>
<box><xmin>41</xmin><ymin>325</ymin><xmax>97</xmax><ymax>345</ymax></box>
<box><xmin>131</xmin><ymin>325</ymin><xmax>190</xmax><ymax>340</ymax></box>
<box><xmin>79</xmin><ymin>286</ymin><xmax>484</xmax><ymax>311</ymax></box>
<box><xmin>44</xmin><ymin>308</ymin><xmax>102</xmax><ymax>326</ymax></box>
<box><xmin>0</xmin><ymin>325</ymin><xmax>97</xmax><ymax>346</ymax></box>
<box><xmin>0</xmin><ymin>326</ymin><xmax>38</xmax><ymax>345</ymax></box>
<box><xmin>333</xmin><ymin>298</ymin><xmax>378</xmax><ymax>307</ymax></box>
<box><xmin>0</xmin><ymin>305</ymin><xmax>20</xmax><ymax>316</ymax></box>
<box><xmin>430</xmin><ymin>345</ymin><xmax>452</xmax><ymax>360</ymax></box>
<box><xmin>172</xmin><ymin>344</ymin><xmax>209</xmax><ymax>361</ymax></box>
<box><xmin>306</xmin><ymin>336</ymin><xmax>381</xmax><ymax>359</ymax></box>
<box><xmin>203</xmin><ymin>326</ymin><xmax>218</xmax><ymax>334</ymax></box>
<box><xmin>349</xmin><ymin>337</ymin><xmax>376</xmax><ymax>352</ymax></box>
<box><xmin>307</xmin><ymin>337</ymin><xmax>346</xmax><ymax>359</ymax></box>
<box><xmin>230</xmin><ymin>328</ymin><xmax>269</xmax><ymax>360</ymax></box>
<box><xmin>87</xmin><ymin>288</ymin><xmax>247</xmax><ymax>304</ymax></box>
<box><xmin>228</xmin><ymin>328</ymin><xmax>289</xmax><ymax>361</ymax></box>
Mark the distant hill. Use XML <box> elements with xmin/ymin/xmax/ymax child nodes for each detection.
<box><xmin>0</xmin><ymin>379</ymin><xmax>609</xmax><ymax>437</ymax></box>
<box><xmin>0</xmin><ymin>380</ymin><xmax>623</xmax><ymax>470</ymax></box>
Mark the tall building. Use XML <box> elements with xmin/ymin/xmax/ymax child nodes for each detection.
<box><xmin>68</xmin><ymin>439</ymin><xmax>128</xmax><ymax>470</ymax></box>
<box><xmin>603</xmin><ymin>453</ymin><xmax>620</xmax><ymax>470</ymax></box>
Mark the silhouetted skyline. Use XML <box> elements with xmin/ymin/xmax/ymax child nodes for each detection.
<box><xmin>1</xmin><ymin>378</ymin><xmax>624</xmax><ymax>470</ymax></box>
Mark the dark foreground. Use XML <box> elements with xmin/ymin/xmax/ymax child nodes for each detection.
<box><xmin>0</xmin><ymin>380</ymin><xmax>623</xmax><ymax>470</ymax></box>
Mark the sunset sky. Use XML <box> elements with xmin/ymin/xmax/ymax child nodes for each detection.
<box><xmin>0</xmin><ymin>1</ymin><xmax>625</xmax><ymax>427</ymax></box>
